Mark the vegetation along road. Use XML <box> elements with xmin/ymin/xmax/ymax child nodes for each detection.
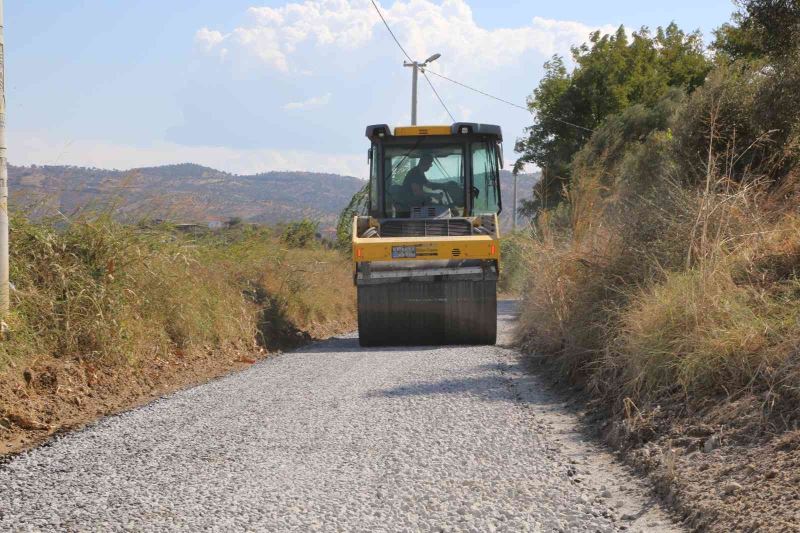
<box><xmin>0</xmin><ymin>302</ymin><xmax>679</xmax><ymax>532</ymax></box>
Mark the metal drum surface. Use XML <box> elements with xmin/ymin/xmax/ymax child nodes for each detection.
<box><xmin>357</xmin><ymin>280</ymin><xmax>497</xmax><ymax>346</ymax></box>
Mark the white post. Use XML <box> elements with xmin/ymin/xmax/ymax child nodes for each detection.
<box><xmin>404</xmin><ymin>61</ymin><xmax>419</xmax><ymax>125</ymax></box>
<box><xmin>512</xmin><ymin>172</ymin><xmax>518</xmax><ymax>231</ymax></box>
<box><xmin>0</xmin><ymin>0</ymin><xmax>9</xmax><ymax>323</ymax></box>
<box><xmin>411</xmin><ymin>63</ymin><xmax>418</xmax><ymax>125</ymax></box>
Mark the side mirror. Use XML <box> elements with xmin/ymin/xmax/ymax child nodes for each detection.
<box><xmin>367</xmin><ymin>148</ymin><xmax>373</xmax><ymax>164</ymax></box>
<box><xmin>498</xmin><ymin>143</ymin><xmax>504</xmax><ymax>169</ymax></box>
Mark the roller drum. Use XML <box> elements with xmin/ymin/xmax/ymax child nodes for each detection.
<box><xmin>357</xmin><ymin>280</ymin><xmax>497</xmax><ymax>346</ymax></box>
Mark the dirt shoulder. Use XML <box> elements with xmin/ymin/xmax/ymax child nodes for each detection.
<box><xmin>522</xmin><ymin>354</ymin><xmax>800</xmax><ymax>532</ymax></box>
<box><xmin>0</xmin><ymin>217</ymin><xmax>358</xmax><ymax>458</ymax></box>
<box><xmin>607</xmin><ymin>395</ymin><xmax>800</xmax><ymax>532</ymax></box>
<box><xmin>0</xmin><ymin>321</ymin><xmax>355</xmax><ymax>458</ymax></box>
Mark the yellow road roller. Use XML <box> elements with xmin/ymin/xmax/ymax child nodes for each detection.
<box><xmin>352</xmin><ymin>122</ymin><xmax>503</xmax><ymax>346</ymax></box>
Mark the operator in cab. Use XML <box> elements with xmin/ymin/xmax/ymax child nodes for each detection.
<box><xmin>403</xmin><ymin>154</ymin><xmax>445</xmax><ymax>206</ymax></box>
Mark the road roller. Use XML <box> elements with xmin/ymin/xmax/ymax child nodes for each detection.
<box><xmin>352</xmin><ymin>123</ymin><xmax>503</xmax><ymax>346</ymax></box>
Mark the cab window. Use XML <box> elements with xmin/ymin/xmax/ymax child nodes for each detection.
<box><xmin>383</xmin><ymin>142</ymin><xmax>465</xmax><ymax>218</ymax></box>
<box><xmin>471</xmin><ymin>142</ymin><xmax>500</xmax><ymax>214</ymax></box>
<box><xmin>368</xmin><ymin>145</ymin><xmax>379</xmax><ymax>215</ymax></box>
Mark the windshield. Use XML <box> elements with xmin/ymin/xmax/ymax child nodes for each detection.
<box><xmin>383</xmin><ymin>143</ymin><xmax>465</xmax><ymax>217</ymax></box>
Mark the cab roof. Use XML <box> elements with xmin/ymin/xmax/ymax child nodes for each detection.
<box><xmin>365</xmin><ymin>122</ymin><xmax>502</xmax><ymax>142</ymax></box>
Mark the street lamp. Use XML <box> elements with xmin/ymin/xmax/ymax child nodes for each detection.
<box><xmin>403</xmin><ymin>52</ymin><xmax>441</xmax><ymax>125</ymax></box>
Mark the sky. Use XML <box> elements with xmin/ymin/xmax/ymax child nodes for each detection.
<box><xmin>6</xmin><ymin>0</ymin><xmax>737</xmax><ymax>178</ymax></box>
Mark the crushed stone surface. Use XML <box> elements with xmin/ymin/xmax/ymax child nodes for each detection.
<box><xmin>0</xmin><ymin>301</ymin><xmax>681</xmax><ymax>532</ymax></box>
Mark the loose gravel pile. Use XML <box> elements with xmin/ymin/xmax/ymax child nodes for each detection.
<box><xmin>0</xmin><ymin>301</ymin><xmax>680</xmax><ymax>532</ymax></box>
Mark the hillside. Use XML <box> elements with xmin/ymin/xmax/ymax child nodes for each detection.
<box><xmin>498</xmin><ymin>170</ymin><xmax>539</xmax><ymax>229</ymax></box>
<box><xmin>9</xmin><ymin>163</ymin><xmax>538</xmax><ymax>230</ymax></box>
<box><xmin>9</xmin><ymin>163</ymin><xmax>365</xmax><ymax>229</ymax></box>
<box><xmin>511</xmin><ymin>7</ymin><xmax>800</xmax><ymax>530</ymax></box>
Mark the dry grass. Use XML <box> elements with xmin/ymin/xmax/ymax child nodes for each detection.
<box><xmin>515</xmin><ymin>100</ymin><xmax>800</xmax><ymax>418</ymax></box>
<box><xmin>512</xmin><ymin>46</ymin><xmax>800</xmax><ymax>533</ymax></box>
<box><xmin>1</xmin><ymin>215</ymin><xmax>354</xmax><ymax>371</ymax></box>
<box><xmin>0</xmin><ymin>214</ymin><xmax>356</xmax><ymax>453</ymax></box>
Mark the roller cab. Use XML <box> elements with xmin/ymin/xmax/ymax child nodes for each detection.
<box><xmin>353</xmin><ymin>123</ymin><xmax>503</xmax><ymax>346</ymax></box>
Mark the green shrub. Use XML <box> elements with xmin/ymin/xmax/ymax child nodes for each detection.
<box><xmin>499</xmin><ymin>231</ymin><xmax>533</xmax><ymax>295</ymax></box>
<box><xmin>280</xmin><ymin>219</ymin><xmax>319</xmax><ymax>249</ymax></box>
<box><xmin>336</xmin><ymin>183</ymin><xmax>368</xmax><ymax>251</ymax></box>
<box><xmin>0</xmin><ymin>214</ymin><xmax>354</xmax><ymax>371</ymax></box>
<box><xmin>515</xmin><ymin>59</ymin><xmax>800</xmax><ymax>414</ymax></box>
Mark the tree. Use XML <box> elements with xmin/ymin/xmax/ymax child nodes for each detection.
<box><xmin>713</xmin><ymin>0</ymin><xmax>800</xmax><ymax>60</ymax></box>
<box><xmin>225</xmin><ymin>216</ymin><xmax>242</xmax><ymax>228</ymax></box>
<box><xmin>515</xmin><ymin>24</ymin><xmax>711</xmax><ymax>213</ymax></box>
<box><xmin>280</xmin><ymin>219</ymin><xmax>319</xmax><ymax>248</ymax></box>
<box><xmin>336</xmin><ymin>183</ymin><xmax>368</xmax><ymax>250</ymax></box>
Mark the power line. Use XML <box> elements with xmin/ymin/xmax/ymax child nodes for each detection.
<box><xmin>425</xmin><ymin>68</ymin><xmax>594</xmax><ymax>133</ymax></box>
<box><xmin>369</xmin><ymin>0</ymin><xmax>412</xmax><ymax>63</ymax></box>
<box><xmin>369</xmin><ymin>0</ymin><xmax>593</xmax><ymax>134</ymax></box>
<box><xmin>421</xmin><ymin>69</ymin><xmax>455</xmax><ymax>122</ymax></box>
<box><xmin>425</xmin><ymin>68</ymin><xmax>530</xmax><ymax>113</ymax></box>
<box><xmin>370</xmin><ymin>0</ymin><xmax>456</xmax><ymax>122</ymax></box>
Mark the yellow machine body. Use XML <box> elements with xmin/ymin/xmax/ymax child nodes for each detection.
<box><xmin>354</xmin><ymin>122</ymin><xmax>503</xmax><ymax>346</ymax></box>
<box><xmin>352</xmin><ymin>215</ymin><xmax>500</xmax><ymax>263</ymax></box>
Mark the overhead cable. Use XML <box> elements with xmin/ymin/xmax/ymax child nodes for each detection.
<box><xmin>421</xmin><ymin>69</ymin><xmax>456</xmax><ymax>122</ymax></box>
<box><xmin>369</xmin><ymin>0</ymin><xmax>456</xmax><ymax>122</ymax></box>
<box><xmin>425</xmin><ymin>69</ymin><xmax>530</xmax><ymax>112</ymax></box>
<box><xmin>369</xmin><ymin>0</ymin><xmax>412</xmax><ymax>63</ymax></box>
<box><xmin>369</xmin><ymin>0</ymin><xmax>593</xmax><ymax>133</ymax></box>
<box><xmin>426</xmin><ymin>69</ymin><xmax>594</xmax><ymax>133</ymax></box>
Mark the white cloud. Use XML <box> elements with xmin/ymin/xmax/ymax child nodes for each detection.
<box><xmin>198</xmin><ymin>0</ymin><xmax>615</xmax><ymax>75</ymax></box>
<box><xmin>196</xmin><ymin>28</ymin><xmax>224</xmax><ymax>50</ymax></box>
<box><xmin>195</xmin><ymin>28</ymin><xmax>230</xmax><ymax>60</ymax></box>
<box><xmin>9</xmin><ymin>131</ymin><xmax>365</xmax><ymax>178</ymax></box>
<box><xmin>282</xmin><ymin>92</ymin><xmax>332</xmax><ymax>110</ymax></box>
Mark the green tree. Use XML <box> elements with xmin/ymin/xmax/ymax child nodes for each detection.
<box><xmin>713</xmin><ymin>0</ymin><xmax>800</xmax><ymax>60</ymax></box>
<box><xmin>515</xmin><ymin>24</ymin><xmax>711</xmax><ymax>213</ymax></box>
<box><xmin>336</xmin><ymin>183</ymin><xmax>368</xmax><ymax>251</ymax></box>
<box><xmin>280</xmin><ymin>219</ymin><xmax>319</xmax><ymax>249</ymax></box>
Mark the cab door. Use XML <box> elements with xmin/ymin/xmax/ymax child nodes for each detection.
<box><xmin>470</xmin><ymin>141</ymin><xmax>501</xmax><ymax>215</ymax></box>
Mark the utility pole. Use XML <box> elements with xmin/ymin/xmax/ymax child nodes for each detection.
<box><xmin>0</xmin><ymin>0</ymin><xmax>9</xmax><ymax>324</ymax></box>
<box><xmin>403</xmin><ymin>53</ymin><xmax>441</xmax><ymax>126</ymax></box>
<box><xmin>512</xmin><ymin>172</ymin><xmax>518</xmax><ymax>231</ymax></box>
<box><xmin>406</xmin><ymin>62</ymin><xmax>418</xmax><ymax>125</ymax></box>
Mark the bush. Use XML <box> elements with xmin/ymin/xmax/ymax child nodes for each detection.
<box><xmin>515</xmin><ymin>70</ymin><xmax>800</xmax><ymax>416</ymax></box>
<box><xmin>2</xmin><ymin>215</ymin><xmax>251</xmax><ymax>369</ymax></box>
<box><xmin>336</xmin><ymin>183</ymin><xmax>368</xmax><ymax>251</ymax></box>
<box><xmin>280</xmin><ymin>219</ymin><xmax>319</xmax><ymax>248</ymax></box>
<box><xmin>0</xmin><ymin>215</ymin><xmax>354</xmax><ymax>371</ymax></box>
<box><xmin>610</xmin><ymin>264</ymin><xmax>799</xmax><ymax>403</ymax></box>
<box><xmin>672</xmin><ymin>58</ymin><xmax>800</xmax><ymax>188</ymax></box>
<box><xmin>498</xmin><ymin>231</ymin><xmax>534</xmax><ymax>295</ymax></box>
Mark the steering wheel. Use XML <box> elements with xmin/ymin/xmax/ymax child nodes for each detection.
<box><xmin>441</xmin><ymin>181</ymin><xmax>464</xmax><ymax>206</ymax></box>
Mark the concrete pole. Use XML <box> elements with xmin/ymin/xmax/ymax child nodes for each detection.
<box><xmin>512</xmin><ymin>172</ymin><xmax>518</xmax><ymax>231</ymax></box>
<box><xmin>0</xmin><ymin>0</ymin><xmax>9</xmax><ymax>322</ymax></box>
<box><xmin>411</xmin><ymin>63</ymin><xmax>418</xmax><ymax>125</ymax></box>
<box><xmin>404</xmin><ymin>61</ymin><xmax>419</xmax><ymax>125</ymax></box>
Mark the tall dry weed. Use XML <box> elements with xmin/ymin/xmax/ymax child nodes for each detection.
<box><xmin>0</xmin><ymin>215</ymin><xmax>355</xmax><ymax>372</ymax></box>
<box><xmin>516</xmin><ymin>90</ymin><xmax>800</xmax><ymax>415</ymax></box>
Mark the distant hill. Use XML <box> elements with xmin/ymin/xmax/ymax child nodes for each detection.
<box><xmin>9</xmin><ymin>163</ymin><xmax>538</xmax><ymax>231</ymax></box>
<box><xmin>9</xmin><ymin>163</ymin><xmax>365</xmax><ymax>230</ymax></box>
<box><xmin>499</xmin><ymin>170</ymin><xmax>539</xmax><ymax>229</ymax></box>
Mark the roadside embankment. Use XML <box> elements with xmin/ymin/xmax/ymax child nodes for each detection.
<box><xmin>0</xmin><ymin>216</ymin><xmax>355</xmax><ymax>455</ymax></box>
<box><xmin>510</xmin><ymin>58</ymin><xmax>800</xmax><ymax>531</ymax></box>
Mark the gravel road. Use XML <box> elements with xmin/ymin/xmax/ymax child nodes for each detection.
<box><xmin>0</xmin><ymin>301</ymin><xmax>680</xmax><ymax>532</ymax></box>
